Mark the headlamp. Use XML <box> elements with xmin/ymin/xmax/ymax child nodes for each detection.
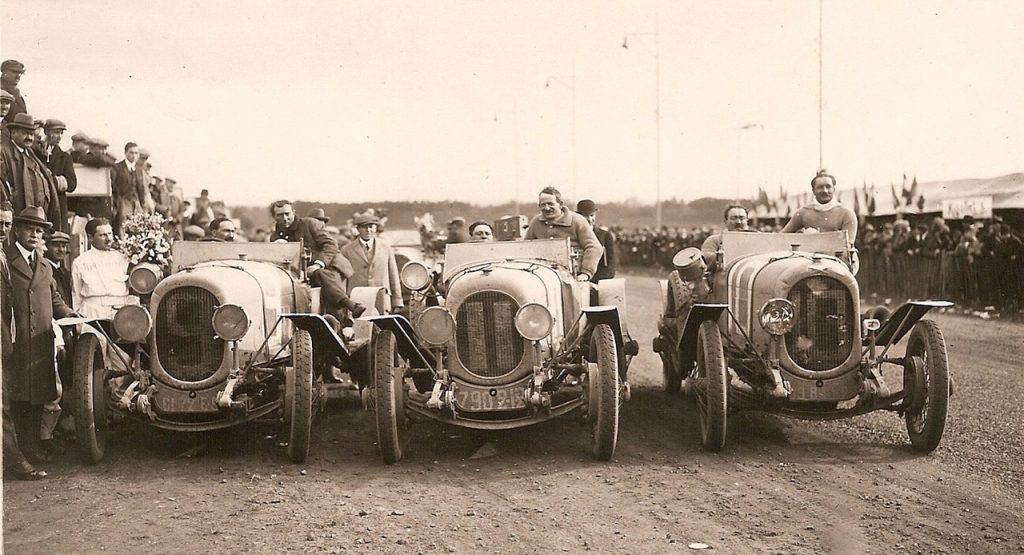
<box><xmin>759</xmin><ymin>298</ymin><xmax>796</xmax><ymax>335</ymax></box>
<box><xmin>113</xmin><ymin>304</ymin><xmax>151</xmax><ymax>343</ymax></box>
<box><xmin>515</xmin><ymin>303</ymin><xmax>553</xmax><ymax>341</ymax></box>
<box><xmin>212</xmin><ymin>304</ymin><xmax>249</xmax><ymax>341</ymax></box>
<box><xmin>415</xmin><ymin>306</ymin><xmax>455</xmax><ymax>346</ymax></box>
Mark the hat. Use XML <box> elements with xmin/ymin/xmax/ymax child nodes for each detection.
<box><xmin>33</xmin><ymin>119</ymin><xmax>44</xmax><ymax>129</ymax></box>
<box><xmin>0</xmin><ymin>90</ymin><xmax>13</xmax><ymax>102</ymax></box>
<box><xmin>86</xmin><ymin>137</ymin><xmax>109</xmax><ymax>147</ymax></box>
<box><xmin>308</xmin><ymin>208</ymin><xmax>330</xmax><ymax>223</ymax></box>
<box><xmin>353</xmin><ymin>213</ymin><xmax>380</xmax><ymax>227</ymax></box>
<box><xmin>43</xmin><ymin>119</ymin><xmax>67</xmax><ymax>131</ymax></box>
<box><xmin>183</xmin><ymin>225</ymin><xmax>205</xmax><ymax>238</ymax></box>
<box><xmin>13</xmin><ymin>206</ymin><xmax>52</xmax><ymax>229</ymax></box>
<box><xmin>576</xmin><ymin>199</ymin><xmax>598</xmax><ymax>216</ymax></box>
<box><xmin>45</xmin><ymin>231</ymin><xmax>71</xmax><ymax>244</ymax></box>
<box><xmin>1</xmin><ymin>60</ymin><xmax>25</xmax><ymax>73</ymax></box>
<box><xmin>139</xmin><ymin>148</ymin><xmax>151</xmax><ymax>158</ymax></box>
<box><xmin>448</xmin><ymin>216</ymin><xmax>466</xmax><ymax>227</ymax></box>
<box><xmin>6</xmin><ymin>113</ymin><xmax>36</xmax><ymax>131</ymax></box>
<box><xmin>71</xmin><ymin>132</ymin><xmax>89</xmax><ymax>142</ymax></box>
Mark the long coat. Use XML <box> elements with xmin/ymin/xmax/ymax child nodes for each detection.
<box><xmin>0</xmin><ymin>134</ymin><xmax>65</xmax><ymax>231</ymax></box>
<box><xmin>339</xmin><ymin>238</ymin><xmax>403</xmax><ymax>308</ymax></box>
<box><xmin>111</xmin><ymin>160</ymin><xmax>149</xmax><ymax>228</ymax></box>
<box><xmin>5</xmin><ymin>243</ymin><xmax>73</xmax><ymax>404</ymax></box>
<box><xmin>44</xmin><ymin>144</ymin><xmax>77</xmax><ymax>228</ymax></box>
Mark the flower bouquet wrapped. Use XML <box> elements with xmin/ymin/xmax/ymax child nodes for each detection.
<box><xmin>116</xmin><ymin>213</ymin><xmax>173</xmax><ymax>267</ymax></box>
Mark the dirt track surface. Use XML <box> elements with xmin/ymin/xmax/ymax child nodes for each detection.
<box><xmin>5</xmin><ymin>274</ymin><xmax>1024</xmax><ymax>554</ymax></box>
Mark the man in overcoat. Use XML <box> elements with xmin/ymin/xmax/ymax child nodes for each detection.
<box><xmin>0</xmin><ymin>113</ymin><xmax>64</xmax><ymax>230</ymax></box>
<box><xmin>42</xmin><ymin>119</ymin><xmax>77</xmax><ymax>229</ymax></box>
<box><xmin>4</xmin><ymin>206</ymin><xmax>74</xmax><ymax>465</ymax></box>
<box><xmin>340</xmin><ymin>212</ymin><xmax>404</xmax><ymax>311</ymax></box>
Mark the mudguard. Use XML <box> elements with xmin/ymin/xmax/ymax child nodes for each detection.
<box><xmin>583</xmin><ymin>306</ymin><xmax>624</xmax><ymax>351</ymax></box>
<box><xmin>58</xmin><ymin>316</ymin><xmax>134</xmax><ymax>378</ymax></box>
<box><xmin>369</xmin><ymin>315</ymin><xmax>436</xmax><ymax>369</ymax></box>
<box><xmin>676</xmin><ymin>303</ymin><xmax>729</xmax><ymax>366</ymax></box>
<box><xmin>280</xmin><ymin>313</ymin><xmax>348</xmax><ymax>361</ymax></box>
<box><xmin>872</xmin><ymin>300</ymin><xmax>954</xmax><ymax>347</ymax></box>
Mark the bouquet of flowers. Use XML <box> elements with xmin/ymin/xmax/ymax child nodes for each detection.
<box><xmin>116</xmin><ymin>213</ymin><xmax>173</xmax><ymax>266</ymax></box>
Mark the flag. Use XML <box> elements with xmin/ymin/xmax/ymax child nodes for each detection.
<box><xmin>909</xmin><ymin>176</ymin><xmax>919</xmax><ymax>203</ymax></box>
<box><xmin>917</xmin><ymin>194</ymin><xmax>925</xmax><ymax>211</ymax></box>
<box><xmin>756</xmin><ymin>186</ymin><xmax>770</xmax><ymax>208</ymax></box>
<box><xmin>901</xmin><ymin>173</ymin><xmax>914</xmax><ymax>205</ymax></box>
<box><xmin>779</xmin><ymin>184</ymin><xmax>788</xmax><ymax>203</ymax></box>
<box><xmin>853</xmin><ymin>188</ymin><xmax>861</xmax><ymax>215</ymax></box>
<box><xmin>868</xmin><ymin>183</ymin><xmax>877</xmax><ymax>215</ymax></box>
<box><xmin>891</xmin><ymin>182</ymin><xmax>901</xmax><ymax>210</ymax></box>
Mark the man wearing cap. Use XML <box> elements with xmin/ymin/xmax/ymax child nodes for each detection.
<box><xmin>340</xmin><ymin>212</ymin><xmax>404</xmax><ymax>311</ymax></box>
<box><xmin>525</xmin><ymin>186</ymin><xmax>602</xmax><ymax>282</ymax></box>
<box><xmin>43</xmin><ymin>231</ymin><xmax>73</xmax><ymax>307</ymax></box>
<box><xmin>1</xmin><ymin>60</ymin><xmax>28</xmax><ymax>125</ymax></box>
<box><xmin>71</xmin><ymin>218</ymin><xmax>138</xmax><ymax>319</ymax></box>
<box><xmin>43</xmin><ymin>119</ymin><xmax>77</xmax><ymax>227</ymax></box>
<box><xmin>0</xmin><ymin>89</ymin><xmax>14</xmax><ymax>141</ymax></box>
<box><xmin>111</xmin><ymin>141</ymin><xmax>151</xmax><ymax>231</ymax></box>
<box><xmin>270</xmin><ymin>200</ymin><xmax>365</xmax><ymax>319</ymax></box>
<box><xmin>69</xmin><ymin>132</ymin><xmax>90</xmax><ymax>163</ymax></box>
<box><xmin>309</xmin><ymin>208</ymin><xmax>330</xmax><ymax>224</ymax></box>
<box><xmin>576</xmin><ymin>199</ymin><xmax>617</xmax><ymax>282</ymax></box>
<box><xmin>1</xmin><ymin>113</ymin><xmax>64</xmax><ymax>230</ymax></box>
<box><xmin>446</xmin><ymin>217</ymin><xmax>471</xmax><ymax>244</ymax></box>
<box><xmin>4</xmin><ymin>206</ymin><xmax>74</xmax><ymax>467</ymax></box>
<box><xmin>80</xmin><ymin>137</ymin><xmax>115</xmax><ymax>168</ymax></box>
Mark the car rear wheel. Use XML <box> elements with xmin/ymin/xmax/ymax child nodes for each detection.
<box><xmin>374</xmin><ymin>329</ymin><xmax>409</xmax><ymax>464</ymax></box>
<box><xmin>904</xmin><ymin>319</ymin><xmax>949</xmax><ymax>453</ymax></box>
<box><xmin>71</xmin><ymin>334</ymin><xmax>110</xmax><ymax>464</ymax></box>
<box><xmin>694</xmin><ymin>320</ymin><xmax>728</xmax><ymax>451</ymax></box>
<box><xmin>589</xmin><ymin>323</ymin><xmax>620</xmax><ymax>461</ymax></box>
<box><xmin>287</xmin><ymin>329</ymin><xmax>314</xmax><ymax>463</ymax></box>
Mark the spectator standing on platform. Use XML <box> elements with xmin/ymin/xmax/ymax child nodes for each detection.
<box><xmin>42</xmin><ymin>119</ymin><xmax>76</xmax><ymax>229</ymax></box>
<box><xmin>4</xmin><ymin>206</ymin><xmax>74</xmax><ymax>470</ymax></box>
<box><xmin>111</xmin><ymin>142</ymin><xmax>150</xmax><ymax>231</ymax></box>
<box><xmin>524</xmin><ymin>186</ymin><xmax>602</xmax><ymax>282</ymax></box>
<box><xmin>1</xmin><ymin>113</ymin><xmax>64</xmax><ymax>230</ymax></box>
<box><xmin>71</xmin><ymin>218</ymin><xmax>137</xmax><ymax>319</ymax></box>
<box><xmin>80</xmin><ymin>137</ymin><xmax>115</xmax><ymax>168</ymax></box>
<box><xmin>0</xmin><ymin>89</ymin><xmax>13</xmax><ymax>141</ymax></box>
<box><xmin>69</xmin><ymin>132</ymin><xmax>90</xmax><ymax>163</ymax></box>
<box><xmin>1</xmin><ymin>60</ymin><xmax>27</xmax><ymax>125</ymax></box>
<box><xmin>576</xmin><ymin>199</ymin><xmax>617</xmax><ymax>281</ymax></box>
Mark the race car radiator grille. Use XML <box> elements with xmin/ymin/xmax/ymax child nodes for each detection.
<box><xmin>786</xmin><ymin>276</ymin><xmax>854</xmax><ymax>371</ymax></box>
<box><xmin>455</xmin><ymin>291</ymin><xmax>524</xmax><ymax>378</ymax></box>
<box><xmin>156</xmin><ymin>286</ymin><xmax>224</xmax><ymax>382</ymax></box>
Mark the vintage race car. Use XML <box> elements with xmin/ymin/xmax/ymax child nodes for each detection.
<box><xmin>366</xmin><ymin>238</ymin><xmax>639</xmax><ymax>463</ymax></box>
<box><xmin>69</xmin><ymin>241</ymin><xmax>382</xmax><ymax>464</ymax></box>
<box><xmin>653</xmin><ymin>231</ymin><xmax>952</xmax><ymax>452</ymax></box>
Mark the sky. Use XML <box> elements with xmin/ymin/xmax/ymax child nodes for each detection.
<box><xmin>3</xmin><ymin>0</ymin><xmax>1022</xmax><ymax>209</ymax></box>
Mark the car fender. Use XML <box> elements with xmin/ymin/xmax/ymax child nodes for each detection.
<box><xmin>70</xmin><ymin>319</ymin><xmax>134</xmax><ymax>378</ymax></box>
<box><xmin>369</xmin><ymin>315</ymin><xmax>436</xmax><ymax>369</ymax></box>
<box><xmin>279</xmin><ymin>313</ymin><xmax>348</xmax><ymax>361</ymax></box>
<box><xmin>676</xmin><ymin>303</ymin><xmax>729</xmax><ymax>367</ymax></box>
<box><xmin>871</xmin><ymin>300</ymin><xmax>954</xmax><ymax>347</ymax></box>
<box><xmin>583</xmin><ymin>305</ymin><xmax>624</xmax><ymax>354</ymax></box>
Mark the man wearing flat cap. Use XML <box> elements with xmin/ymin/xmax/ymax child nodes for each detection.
<box><xmin>0</xmin><ymin>113</ymin><xmax>65</xmax><ymax>230</ymax></box>
<box><xmin>576</xmin><ymin>199</ymin><xmax>617</xmax><ymax>282</ymax></box>
<box><xmin>80</xmin><ymin>137</ymin><xmax>115</xmax><ymax>168</ymax></box>
<box><xmin>42</xmin><ymin>119</ymin><xmax>77</xmax><ymax>228</ymax></box>
<box><xmin>69</xmin><ymin>132</ymin><xmax>90</xmax><ymax>163</ymax></box>
<box><xmin>0</xmin><ymin>89</ymin><xmax>14</xmax><ymax>142</ymax></box>
<box><xmin>340</xmin><ymin>211</ymin><xmax>404</xmax><ymax>311</ymax></box>
<box><xmin>4</xmin><ymin>206</ymin><xmax>74</xmax><ymax>468</ymax></box>
<box><xmin>1</xmin><ymin>60</ymin><xmax>28</xmax><ymax>125</ymax></box>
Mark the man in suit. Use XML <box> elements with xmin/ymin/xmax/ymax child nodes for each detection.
<box><xmin>4</xmin><ymin>206</ymin><xmax>74</xmax><ymax>467</ymax></box>
<box><xmin>43</xmin><ymin>231</ymin><xmax>73</xmax><ymax>306</ymax></box>
<box><xmin>69</xmin><ymin>132</ymin><xmax>90</xmax><ymax>163</ymax></box>
<box><xmin>576</xmin><ymin>199</ymin><xmax>617</xmax><ymax>282</ymax></box>
<box><xmin>340</xmin><ymin>212</ymin><xmax>404</xmax><ymax>312</ymax></box>
<box><xmin>0</xmin><ymin>113</ymin><xmax>64</xmax><ymax>230</ymax></box>
<box><xmin>111</xmin><ymin>141</ymin><xmax>151</xmax><ymax>232</ymax></box>
<box><xmin>270</xmin><ymin>200</ymin><xmax>365</xmax><ymax>319</ymax></box>
<box><xmin>79</xmin><ymin>137</ymin><xmax>115</xmax><ymax>168</ymax></box>
<box><xmin>42</xmin><ymin>119</ymin><xmax>77</xmax><ymax>230</ymax></box>
<box><xmin>0</xmin><ymin>60</ymin><xmax>27</xmax><ymax>125</ymax></box>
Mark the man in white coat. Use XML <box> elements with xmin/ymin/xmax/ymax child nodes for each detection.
<box><xmin>339</xmin><ymin>212</ymin><xmax>403</xmax><ymax>312</ymax></box>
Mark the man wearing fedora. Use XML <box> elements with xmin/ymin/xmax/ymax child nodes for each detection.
<box><xmin>1</xmin><ymin>60</ymin><xmax>27</xmax><ymax>125</ymax></box>
<box><xmin>576</xmin><ymin>199</ymin><xmax>617</xmax><ymax>282</ymax></box>
<box><xmin>340</xmin><ymin>212</ymin><xmax>404</xmax><ymax>312</ymax></box>
<box><xmin>1</xmin><ymin>112</ymin><xmax>65</xmax><ymax>230</ymax></box>
<box><xmin>270</xmin><ymin>200</ymin><xmax>365</xmax><ymax>320</ymax></box>
<box><xmin>4</xmin><ymin>206</ymin><xmax>74</xmax><ymax>468</ymax></box>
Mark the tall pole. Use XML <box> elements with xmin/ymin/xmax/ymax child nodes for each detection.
<box><xmin>818</xmin><ymin>0</ymin><xmax>824</xmax><ymax>170</ymax></box>
<box><xmin>572</xmin><ymin>58</ymin><xmax>578</xmax><ymax>201</ymax></box>
<box><xmin>514</xmin><ymin>100</ymin><xmax>520</xmax><ymax>216</ymax></box>
<box><xmin>654</xmin><ymin>8</ymin><xmax>662</xmax><ymax>229</ymax></box>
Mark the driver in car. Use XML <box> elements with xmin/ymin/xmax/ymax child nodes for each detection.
<box><xmin>701</xmin><ymin>204</ymin><xmax>755</xmax><ymax>273</ymax></box>
<box><xmin>781</xmin><ymin>170</ymin><xmax>858</xmax><ymax>242</ymax></box>
<box><xmin>524</xmin><ymin>187</ymin><xmax>603</xmax><ymax>282</ymax></box>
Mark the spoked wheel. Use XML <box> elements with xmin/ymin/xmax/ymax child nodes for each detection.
<box><xmin>693</xmin><ymin>320</ymin><xmax>728</xmax><ymax>451</ymax></box>
<box><xmin>373</xmin><ymin>329</ymin><xmax>409</xmax><ymax>464</ymax></box>
<box><xmin>589</xmin><ymin>323</ymin><xmax>620</xmax><ymax>461</ymax></box>
<box><xmin>904</xmin><ymin>319</ymin><xmax>950</xmax><ymax>453</ymax></box>
<box><xmin>287</xmin><ymin>329</ymin><xmax>314</xmax><ymax>463</ymax></box>
<box><xmin>71</xmin><ymin>334</ymin><xmax>111</xmax><ymax>464</ymax></box>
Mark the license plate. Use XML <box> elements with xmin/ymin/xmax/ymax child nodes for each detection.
<box><xmin>154</xmin><ymin>389</ymin><xmax>218</xmax><ymax>413</ymax></box>
<box><xmin>454</xmin><ymin>384</ymin><xmax>527</xmax><ymax>411</ymax></box>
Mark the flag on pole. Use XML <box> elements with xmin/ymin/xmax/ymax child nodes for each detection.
<box><xmin>891</xmin><ymin>182</ymin><xmax>901</xmax><ymax>210</ymax></box>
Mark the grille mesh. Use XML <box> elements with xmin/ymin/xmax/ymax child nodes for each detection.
<box><xmin>156</xmin><ymin>286</ymin><xmax>223</xmax><ymax>382</ymax></box>
<box><xmin>455</xmin><ymin>291</ymin><xmax>524</xmax><ymax>378</ymax></box>
<box><xmin>785</xmin><ymin>276</ymin><xmax>854</xmax><ymax>371</ymax></box>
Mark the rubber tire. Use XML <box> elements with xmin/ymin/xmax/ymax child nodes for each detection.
<box><xmin>590</xmin><ymin>324</ymin><xmax>620</xmax><ymax>461</ymax></box>
<box><xmin>71</xmin><ymin>334</ymin><xmax>110</xmax><ymax>464</ymax></box>
<box><xmin>694</xmin><ymin>320</ymin><xmax>728</xmax><ymax>452</ymax></box>
<box><xmin>662</xmin><ymin>349</ymin><xmax>682</xmax><ymax>395</ymax></box>
<box><xmin>374</xmin><ymin>329</ymin><xmax>407</xmax><ymax>464</ymax></box>
<box><xmin>287</xmin><ymin>329</ymin><xmax>314</xmax><ymax>463</ymax></box>
<box><xmin>904</xmin><ymin>319</ymin><xmax>950</xmax><ymax>453</ymax></box>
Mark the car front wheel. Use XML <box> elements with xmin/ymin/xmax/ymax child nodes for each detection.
<box><xmin>904</xmin><ymin>319</ymin><xmax>949</xmax><ymax>453</ymax></box>
<box><xmin>694</xmin><ymin>320</ymin><xmax>728</xmax><ymax>451</ymax></box>
<box><xmin>373</xmin><ymin>328</ymin><xmax>409</xmax><ymax>464</ymax></box>
<box><xmin>286</xmin><ymin>329</ymin><xmax>314</xmax><ymax>463</ymax></box>
<box><xmin>71</xmin><ymin>333</ymin><xmax>111</xmax><ymax>464</ymax></box>
<box><xmin>589</xmin><ymin>323</ymin><xmax>620</xmax><ymax>461</ymax></box>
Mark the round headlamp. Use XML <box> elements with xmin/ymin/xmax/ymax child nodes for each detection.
<box><xmin>212</xmin><ymin>304</ymin><xmax>249</xmax><ymax>341</ymax></box>
<box><xmin>759</xmin><ymin>298</ymin><xmax>796</xmax><ymax>336</ymax></box>
<box><xmin>415</xmin><ymin>306</ymin><xmax>455</xmax><ymax>346</ymax></box>
<box><xmin>128</xmin><ymin>263</ymin><xmax>161</xmax><ymax>295</ymax></box>
<box><xmin>113</xmin><ymin>304</ymin><xmax>151</xmax><ymax>343</ymax></box>
<box><xmin>515</xmin><ymin>303</ymin><xmax>553</xmax><ymax>341</ymax></box>
<box><xmin>400</xmin><ymin>261</ymin><xmax>431</xmax><ymax>291</ymax></box>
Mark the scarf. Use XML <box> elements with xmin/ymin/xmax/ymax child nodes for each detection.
<box><xmin>808</xmin><ymin>198</ymin><xmax>840</xmax><ymax>212</ymax></box>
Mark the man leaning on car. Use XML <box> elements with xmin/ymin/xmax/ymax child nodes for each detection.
<box><xmin>524</xmin><ymin>186</ymin><xmax>603</xmax><ymax>282</ymax></box>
